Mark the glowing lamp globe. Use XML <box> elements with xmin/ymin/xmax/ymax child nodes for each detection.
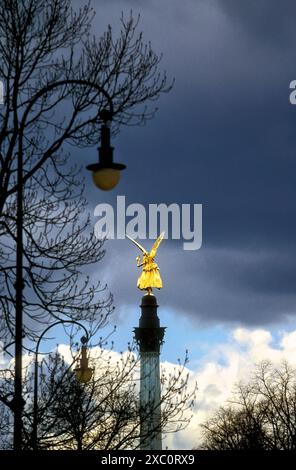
<box><xmin>86</xmin><ymin>114</ymin><xmax>126</xmax><ymax>191</ymax></box>
<box><xmin>91</xmin><ymin>163</ymin><xmax>126</xmax><ymax>191</ymax></box>
<box><xmin>86</xmin><ymin>154</ymin><xmax>126</xmax><ymax>191</ymax></box>
<box><xmin>75</xmin><ymin>366</ymin><xmax>93</xmax><ymax>384</ymax></box>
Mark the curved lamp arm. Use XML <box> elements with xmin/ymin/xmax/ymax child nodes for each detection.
<box><xmin>20</xmin><ymin>79</ymin><xmax>114</xmax><ymax>133</ymax></box>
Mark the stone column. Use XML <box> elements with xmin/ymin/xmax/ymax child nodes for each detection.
<box><xmin>134</xmin><ymin>294</ymin><xmax>165</xmax><ymax>450</ymax></box>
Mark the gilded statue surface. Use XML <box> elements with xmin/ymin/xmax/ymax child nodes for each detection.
<box><xmin>126</xmin><ymin>232</ymin><xmax>164</xmax><ymax>294</ymax></box>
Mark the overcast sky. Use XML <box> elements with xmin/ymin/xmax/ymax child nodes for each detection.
<box><xmin>75</xmin><ymin>0</ymin><xmax>296</xmax><ymax>328</ymax></box>
<box><xmin>69</xmin><ymin>0</ymin><xmax>296</xmax><ymax>448</ymax></box>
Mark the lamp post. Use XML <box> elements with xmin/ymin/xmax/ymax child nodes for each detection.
<box><xmin>13</xmin><ymin>80</ymin><xmax>125</xmax><ymax>450</ymax></box>
<box><xmin>32</xmin><ymin>320</ymin><xmax>93</xmax><ymax>451</ymax></box>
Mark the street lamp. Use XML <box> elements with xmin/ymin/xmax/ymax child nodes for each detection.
<box><xmin>32</xmin><ymin>320</ymin><xmax>92</xmax><ymax>451</ymax></box>
<box><xmin>13</xmin><ymin>79</ymin><xmax>123</xmax><ymax>450</ymax></box>
<box><xmin>74</xmin><ymin>336</ymin><xmax>94</xmax><ymax>384</ymax></box>
<box><xmin>86</xmin><ymin>109</ymin><xmax>126</xmax><ymax>191</ymax></box>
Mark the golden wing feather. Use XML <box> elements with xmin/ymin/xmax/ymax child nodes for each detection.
<box><xmin>149</xmin><ymin>231</ymin><xmax>165</xmax><ymax>258</ymax></box>
<box><xmin>126</xmin><ymin>234</ymin><xmax>148</xmax><ymax>254</ymax></box>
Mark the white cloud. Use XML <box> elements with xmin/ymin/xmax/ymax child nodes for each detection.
<box><xmin>169</xmin><ymin>327</ymin><xmax>296</xmax><ymax>450</ymax></box>
<box><xmin>3</xmin><ymin>328</ymin><xmax>296</xmax><ymax>450</ymax></box>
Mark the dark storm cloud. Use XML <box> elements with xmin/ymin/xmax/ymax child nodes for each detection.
<box><xmin>99</xmin><ymin>240</ymin><xmax>296</xmax><ymax>326</ymax></box>
<box><xmin>74</xmin><ymin>0</ymin><xmax>296</xmax><ymax>325</ymax></box>
<box><xmin>216</xmin><ymin>0</ymin><xmax>296</xmax><ymax>46</ymax></box>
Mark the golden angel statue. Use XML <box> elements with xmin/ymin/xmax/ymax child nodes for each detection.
<box><xmin>126</xmin><ymin>232</ymin><xmax>164</xmax><ymax>294</ymax></box>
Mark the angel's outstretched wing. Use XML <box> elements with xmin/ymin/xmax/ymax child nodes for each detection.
<box><xmin>126</xmin><ymin>234</ymin><xmax>148</xmax><ymax>254</ymax></box>
<box><xmin>149</xmin><ymin>232</ymin><xmax>165</xmax><ymax>258</ymax></box>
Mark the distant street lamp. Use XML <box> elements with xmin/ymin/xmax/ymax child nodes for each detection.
<box><xmin>74</xmin><ymin>336</ymin><xmax>94</xmax><ymax>384</ymax></box>
<box><xmin>32</xmin><ymin>320</ymin><xmax>92</xmax><ymax>451</ymax></box>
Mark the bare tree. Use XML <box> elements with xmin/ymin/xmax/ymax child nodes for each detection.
<box><xmin>0</xmin><ymin>1</ymin><xmax>173</xmax><ymax>449</ymax></box>
<box><xmin>0</xmin><ymin>346</ymin><xmax>196</xmax><ymax>450</ymax></box>
<box><xmin>0</xmin><ymin>0</ymin><xmax>171</xmax><ymax>354</ymax></box>
<box><xmin>200</xmin><ymin>361</ymin><xmax>296</xmax><ymax>450</ymax></box>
